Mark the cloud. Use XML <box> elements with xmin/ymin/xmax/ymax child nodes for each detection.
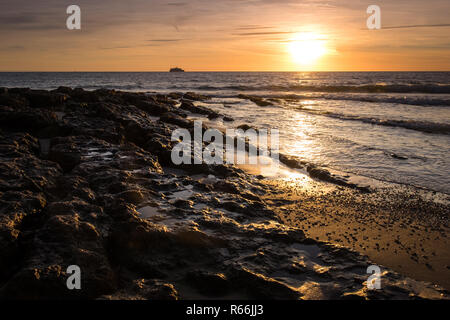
<box><xmin>167</xmin><ymin>2</ymin><xmax>188</xmax><ymax>6</ymax></box>
<box><xmin>233</xmin><ymin>31</ymin><xmax>296</xmax><ymax>36</ymax></box>
<box><xmin>381</xmin><ymin>24</ymin><xmax>450</xmax><ymax>30</ymax></box>
<box><xmin>235</xmin><ymin>25</ymin><xmax>274</xmax><ymax>30</ymax></box>
<box><xmin>100</xmin><ymin>45</ymin><xmax>139</xmax><ymax>50</ymax></box>
<box><xmin>0</xmin><ymin>45</ymin><xmax>26</xmax><ymax>52</ymax></box>
<box><xmin>147</xmin><ymin>39</ymin><xmax>187</xmax><ymax>42</ymax></box>
<box><xmin>0</xmin><ymin>12</ymin><xmax>61</xmax><ymax>31</ymax></box>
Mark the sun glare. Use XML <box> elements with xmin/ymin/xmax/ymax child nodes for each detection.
<box><xmin>288</xmin><ymin>33</ymin><xmax>328</xmax><ymax>65</ymax></box>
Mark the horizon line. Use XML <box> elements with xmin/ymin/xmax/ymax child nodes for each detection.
<box><xmin>1</xmin><ymin>70</ymin><xmax>449</xmax><ymax>73</ymax></box>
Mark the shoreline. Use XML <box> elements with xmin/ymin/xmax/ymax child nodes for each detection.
<box><xmin>265</xmin><ymin>174</ymin><xmax>450</xmax><ymax>290</ymax></box>
<box><xmin>237</xmin><ymin>156</ymin><xmax>450</xmax><ymax>289</ymax></box>
<box><xmin>0</xmin><ymin>87</ymin><xmax>448</xmax><ymax>299</ymax></box>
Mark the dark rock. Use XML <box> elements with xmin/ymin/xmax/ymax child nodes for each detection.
<box><xmin>136</xmin><ymin>101</ymin><xmax>171</xmax><ymax>116</ymax></box>
<box><xmin>54</xmin><ymin>86</ymin><xmax>73</xmax><ymax>95</ymax></box>
<box><xmin>183</xmin><ymin>92</ymin><xmax>209</xmax><ymax>101</ymax></box>
<box><xmin>307</xmin><ymin>166</ymin><xmax>361</xmax><ymax>190</ymax></box>
<box><xmin>0</xmin><ymin>105</ymin><xmax>67</xmax><ymax>138</ymax></box>
<box><xmin>49</xmin><ymin>139</ymin><xmax>82</xmax><ymax>172</ymax></box>
<box><xmin>168</xmin><ymin>92</ymin><xmax>183</xmax><ymax>100</ymax></box>
<box><xmin>0</xmin><ymin>92</ymin><xmax>29</xmax><ymax>108</ymax></box>
<box><xmin>160</xmin><ymin>112</ymin><xmax>192</xmax><ymax>128</ymax></box>
<box><xmin>278</xmin><ymin>154</ymin><xmax>306</xmax><ymax>169</ymax></box>
<box><xmin>116</xmin><ymin>189</ymin><xmax>144</xmax><ymax>205</ymax></box>
<box><xmin>0</xmin><ymin>214</ymin><xmax>116</xmax><ymax>299</ymax></box>
<box><xmin>237</xmin><ymin>94</ymin><xmax>273</xmax><ymax>107</ymax></box>
<box><xmin>185</xmin><ymin>270</ymin><xmax>230</xmax><ymax>297</ymax></box>
<box><xmin>228</xmin><ymin>267</ymin><xmax>300</xmax><ymax>299</ymax></box>
<box><xmin>69</xmin><ymin>88</ymin><xmax>101</xmax><ymax>103</ymax></box>
<box><xmin>390</xmin><ymin>153</ymin><xmax>408</xmax><ymax>160</ymax></box>
<box><xmin>172</xmin><ymin>199</ymin><xmax>194</xmax><ymax>209</ymax></box>
<box><xmin>237</xmin><ymin>124</ymin><xmax>255</xmax><ymax>131</ymax></box>
<box><xmin>24</xmin><ymin>90</ymin><xmax>67</xmax><ymax>108</ymax></box>
<box><xmin>101</xmin><ymin>279</ymin><xmax>179</xmax><ymax>300</ymax></box>
<box><xmin>179</xmin><ymin>100</ymin><xmax>220</xmax><ymax>119</ymax></box>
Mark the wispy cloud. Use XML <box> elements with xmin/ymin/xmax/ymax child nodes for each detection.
<box><xmin>233</xmin><ymin>31</ymin><xmax>296</xmax><ymax>36</ymax></box>
<box><xmin>147</xmin><ymin>39</ymin><xmax>187</xmax><ymax>42</ymax></box>
<box><xmin>100</xmin><ymin>45</ymin><xmax>139</xmax><ymax>50</ymax></box>
<box><xmin>102</xmin><ymin>39</ymin><xmax>189</xmax><ymax>50</ymax></box>
<box><xmin>381</xmin><ymin>24</ymin><xmax>450</xmax><ymax>30</ymax></box>
<box><xmin>235</xmin><ymin>25</ymin><xmax>274</xmax><ymax>31</ymax></box>
<box><xmin>167</xmin><ymin>2</ymin><xmax>187</xmax><ymax>6</ymax></box>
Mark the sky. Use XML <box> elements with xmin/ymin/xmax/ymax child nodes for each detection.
<box><xmin>0</xmin><ymin>0</ymin><xmax>449</xmax><ymax>71</ymax></box>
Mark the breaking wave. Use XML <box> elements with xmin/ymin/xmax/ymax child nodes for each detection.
<box><xmin>193</xmin><ymin>83</ymin><xmax>450</xmax><ymax>94</ymax></box>
<box><xmin>294</xmin><ymin>107</ymin><xmax>450</xmax><ymax>134</ymax></box>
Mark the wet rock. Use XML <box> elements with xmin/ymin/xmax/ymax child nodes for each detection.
<box><xmin>0</xmin><ymin>214</ymin><xmax>116</xmax><ymax>299</ymax></box>
<box><xmin>237</xmin><ymin>124</ymin><xmax>255</xmax><ymax>131</ymax></box>
<box><xmin>237</xmin><ymin>94</ymin><xmax>273</xmax><ymax>107</ymax></box>
<box><xmin>151</xmin><ymin>94</ymin><xmax>179</xmax><ymax>106</ymax></box>
<box><xmin>228</xmin><ymin>267</ymin><xmax>300</xmax><ymax>299</ymax></box>
<box><xmin>48</xmin><ymin>139</ymin><xmax>82</xmax><ymax>172</ymax></box>
<box><xmin>128</xmin><ymin>97</ymin><xmax>172</xmax><ymax>116</ymax></box>
<box><xmin>116</xmin><ymin>189</ymin><xmax>144</xmax><ymax>205</ymax></box>
<box><xmin>168</xmin><ymin>92</ymin><xmax>183</xmax><ymax>100</ymax></box>
<box><xmin>0</xmin><ymin>105</ymin><xmax>65</xmax><ymax>138</ymax></box>
<box><xmin>185</xmin><ymin>270</ymin><xmax>230</xmax><ymax>297</ymax></box>
<box><xmin>172</xmin><ymin>199</ymin><xmax>194</xmax><ymax>209</ymax></box>
<box><xmin>278</xmin><ymin>154</ymin><xmax>306</xmax><ymax>169</ymax></box>
<box><xmin>183</xmin><ymin>92</ymin><xmax>209</xmax><ymax>101</ymax></box>
<box><xmin>107</xmin><ymin>219</ymin><xmax>177</xmax><ymax>278</ymax></box>
<box><xmin>307</xmin><ymin>166</ymin><xmax>358</xmax><ymax>189</ymax></box>
<box><xmin>160</xmin><ymin>112</ymin><xmax>192</xmax><ymax>128</ymax></box>
<box><xmin>179</xmin><ymin>100</ymin><xmax>220</xmax><ymax>119</ymax></box>
<box><xmin>69</xmin><ymin>88</ymin><xmax>102</xmax><ymax>103</ymax></box>
<box><xmin>390</xmin><ymin>153</ymin><xmax>408</xmax><ymax>160</ymax></box>
<box><xmin>0</xmin><ymin>91</ymin><xmax>29</xmax><ymax>108</ymax></box>
<box><xmin>54</xmin><ymin>86</ymin><xmax>73</xmax><ymax>95</ymax></box>
<box><xmin>146</xmin><ymin>136</ymin><xmax>173</xmax><ymax>166</ymax></box>
<box><xmin>101</xmin><ymin>279</ymin><xmax>179</xmax><ymax>300</ymax></box>
<box><xmin>62</xmin><ymin>114</ymin><xmax>120</xmax><ymax>144</ymax></box>
<box><xmin>24</xmin><ymin>90</ymin><xmax>67</xmax><ymax>108</ymax></box>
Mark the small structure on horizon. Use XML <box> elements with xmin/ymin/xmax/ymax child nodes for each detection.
<box><xmin>170</xmin><ymin>67</ymin><xmax>185</xmax><ymax>72</ymax></box>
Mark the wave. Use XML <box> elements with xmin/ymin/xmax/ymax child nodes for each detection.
<box><xmin>272</xmin><ymin>93</ymin><xmax>450</xmax><ymax>107</ymax></box>
<box><xmin>81</xmin><ymin>84</ymin><xmax>147</xmax><ymax>91</ymax></box>
<box><xmin>294</xmin><ymin>107</ymin><xmax>450</xmax><ymax>134</ymax></box>
<box><xmin>200</xmin><ymin>91</ymin><xmax>450</xmax><ymax>107</ymax></box>
<box><xmin>348</xmin><ymin>117</ymin><xmax>450</xmax><ymax>134</ymax></box>
<box><xmin>192</xmin><ymin>83</ymin><xmax>450</xmax><ymax>94</ymax></box>
<box><xmin>195</xmin><ymin>85</ymin><xmax>450</xmax><ymax>106</ymax></box>
<box><xmin>272</xmin><ymin>84</ymin><xmax>450</xmax><ymax>94</ymax></box>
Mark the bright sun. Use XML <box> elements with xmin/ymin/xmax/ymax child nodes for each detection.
<box><xmin>288</xmin><ymin>33</ymin><xmax>328</xmax><ymax>65</ymax></box>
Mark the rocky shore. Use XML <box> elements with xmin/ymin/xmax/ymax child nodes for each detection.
<box><xmin>0</xmin><ymin>87</ymin><xmax>448</xmax><ymax>299</ymax></box>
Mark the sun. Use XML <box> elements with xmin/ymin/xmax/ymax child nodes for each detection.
<box><xmin>288</xmin><ymin>33</ymin><xmax>328</xmax><ymax>65</ymax></box>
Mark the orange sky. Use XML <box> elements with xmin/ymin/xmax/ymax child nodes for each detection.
<box><xmin>0</xmin><ymin>0</ymin><xmax>449</xmax><ymax>71</ymax></box>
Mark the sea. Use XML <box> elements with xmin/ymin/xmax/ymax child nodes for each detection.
<box><xmin>1</xmin><ymin>71</ymin><xmax>449</xmax><ymax>194</ymax></box>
